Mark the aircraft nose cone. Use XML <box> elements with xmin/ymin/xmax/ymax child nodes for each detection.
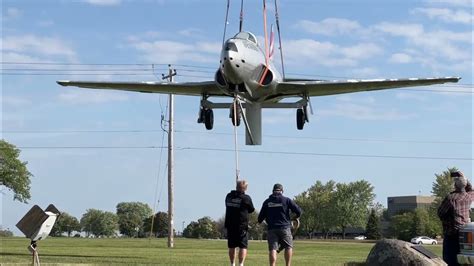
<box><xmin>221</xmin><ymin>51</ymin><xmax>242</xmax><ymax>84</ymax></box>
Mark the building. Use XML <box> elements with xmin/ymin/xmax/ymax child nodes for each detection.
<box><xmin>387</xmin><ymin>195</ymin><xmax>435</xmax><ymax>218</ymax></box>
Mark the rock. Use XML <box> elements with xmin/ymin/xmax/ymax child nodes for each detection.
<box><xmin>366</xmin><ymin>239</ymin><xmax>446</xmax><ymax>266</ymax></box>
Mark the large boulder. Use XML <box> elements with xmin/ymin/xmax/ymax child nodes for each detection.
<box><xmin>366</xmin><ymin>239</ymin><xmax>446</xmax><ymax>266</ymax></box>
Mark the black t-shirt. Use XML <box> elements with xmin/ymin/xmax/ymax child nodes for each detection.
<box><xmin>225</xmin><ymin>190</ymin><xmax>255</xmax><ymax>230</ymax></box>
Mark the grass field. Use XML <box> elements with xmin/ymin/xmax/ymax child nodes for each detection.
<box><xmin>0</xmin><ymin>237</ymin><xmax>442</xmax><ymax>265</ymax></box>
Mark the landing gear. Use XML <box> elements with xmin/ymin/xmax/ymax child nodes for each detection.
<box><xmin>198</xmin><ymin>107</ymin><xmax>214</xmax><ymax>130</ymax></box>
<box><xmin>204</xmin><ymin>109</ymin><xmax>214</xmax><ymax>130</ymax></box>
<box><xmin>296</xmin><ymin>107</ymin><xmax>309</xmax><ymax>130</ymax></box>
<box><xmin>229</xmin><ymin>101</ymin><xmax>241</xmax><ymax>126</ymax></box>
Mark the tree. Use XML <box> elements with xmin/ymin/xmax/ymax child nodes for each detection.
<box><xmin>431</xmin><ymin>167</ymin><xmax>458</xmax><ymax>209</ymax></box>
<box><xmin>116</xmin><ymin>202</ymin><xmax>152</xmax><ymax>237</ymax></box>
<box><xmin>215</xmin><ymin>216</ymin><xmax>226</xmax><ymax>239</ymax></box>
<box><xmin>51</xmin><ymin>212</ymin><xmax>81</xmax><ymax>237</ymax></box>
<box><xmin>0</xmin><ymin>140</ymin><xmax>33</xmax><ymax>203</ymax></box>
<box><xmin>428</xmin><ymin>167</ymin><xmax>459</xmax><ymax>237</ymax></box>
<box><xmin>294</xmin><ymin>180</ymin><xmax>336</xmax><ymax>239</ymax></box>
<box><xmin>366</xmin><ymin>208</ymin><xmax>381</xmax><ymax>240</ymax></box>
<box><xmin>248</xmin><ymin>211</ymin><xmax>265</xmax><ymax>240</ymax></box>
<box><xmin>390</xmin><ymin>209</ymin><xmax>441</xmax><ymax>241</ymax></box>
<box><xmin>0</xmin><ymin>227</ymin><xmax>13</xmax><ymax>237</ymax></box>
<box><xmin>143</xmin><ymin>211</ymin><xmax>169</xmax><ymax>237</ymax></box>
<box><xmin>80</xmin><ymin>209</ymin><xmax>118</xmax><ymax>237</ymax></box>
<box><xmin>390</xmin><ymin>212</ymin><xmax>414</xmax><ymax>241</ymax></box>
<box><xmin>332</xmin><ymin>180</ymin><xmax>375</xmax><ymax>239</ymax></box>
<box><xmin>183</xmin><ymin>217</ymin><xmax>219</xmax><ymax>239</ymax></box>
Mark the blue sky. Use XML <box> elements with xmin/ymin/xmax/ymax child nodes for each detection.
<box><xmin>1</xmin><ymin>0</ymin><xmax>472</xmax><ymax>236</ymax></box>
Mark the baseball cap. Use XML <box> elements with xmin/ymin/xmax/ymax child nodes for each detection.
<box><xmin>273</xmin><ymin>183</ymin><xmax>283</xmax><ymax>192</ymax></box>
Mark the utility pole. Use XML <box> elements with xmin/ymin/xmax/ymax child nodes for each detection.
<box><xmin>162</xmin><ymin>65</ymin><xmax>177</xmax><ymax>248</ymax></box>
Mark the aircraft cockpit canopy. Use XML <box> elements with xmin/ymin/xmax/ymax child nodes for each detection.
<box><xmin>234</xmin><ymin>32</ymin><xmax>258</xmax><ymax>45</ymax></box>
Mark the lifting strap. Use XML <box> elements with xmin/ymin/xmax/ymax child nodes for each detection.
<box><xmin>222</xmin><ymin>0</ymin><xmax>230</xmax><ymax>47</ymax></box>
<box><xmin>239</xmin><ymin>0</ymin><xmax>244</xmax><ymax>32</ymax></box>
<box><xmin>259</xmin><ymin>0</ymin><xmax>270</xmax><ymax>85</ymax></box>
<box><xmin>274</xmin><ymin>0</ymin><xmax>286</xmax><ymax>79</ymax></box>
<box><xmin>232</xmin><ymin>91</ymin><xmax>240</xmax><ymax>182</ymax></box>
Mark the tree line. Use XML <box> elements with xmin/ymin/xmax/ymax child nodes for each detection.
<box><xmin>0</xmin><ymin>139</ymin><xmax>464</xmax><ymax>241</ymax></box>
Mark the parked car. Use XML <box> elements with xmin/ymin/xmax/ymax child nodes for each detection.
<box><xmin>410</xmin><ymin>236</ymin><xmax>437</xmax><ymax>245</ymax></box>
<box><xmin>354</xmin><ymin>235</ymin><xmax>367</xmax><ymax>240</ymax></box>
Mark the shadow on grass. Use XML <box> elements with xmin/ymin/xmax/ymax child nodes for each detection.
<box><xmin>345</xmin><ymin>262</ymin><xmax>366</xmax><ymax>266</ymax></box>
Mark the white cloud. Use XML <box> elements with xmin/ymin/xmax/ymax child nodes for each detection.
<box><xmin>295</xmin><ymin>18</ymin><xmax>362</xmax><ymax>36</ymax></box>
<box><xmin>373</xmin><ymin>22</ymin><xmax>471</xmax><ymax>62</ymax></box>
<box><xmin>2</xmin><ymin>35</ymin><xmax>76</xmax><ymax>60</ymax></box>
<box><xmin>284</xmin><ymin>39</ymin><xmax>382</xmax><ymax>68</ymax></box>
<box><xmin>389</xmin><ymin>53</ymin><xmax>413</xmax><ymax>64</ymax></box>
<box><xmin>413</xmin><ymin>8</ymin><xmax>473</xmax><ymax>24</ymax></box>
<box><xmin>340</xmin><ymin>43</ymin><xmax>383</xmax><ymax>60</ymax></box>
<box><xmin>350</xmin><ymin>67</ymin><xmax>380</xmax><ymax>78</ymax></box>
<box><xmin>58</xmin><ymin>90</ymin><xmax>129</xmax><ymax>104</ymax></box>
<box><xmin>178</xmin><ymin>28</ymin><xmax>205</xmax><ymax>37</ymax></box>
<box><xmin>128</xmin><ymin>38</ymin><xmax>220</xmax><ymax>64</ymax></box>
<box><xmin>83</xmin><ymin>0</ymin><xmax>121</xmax><ymax>6</ymax></box>
<box><xmin>2</xmin><ymin>52</ymin><xmax>46</xmax><ymax>63</ymax></box>
<box><xmin>3</xmin><ymin>8</ymin><xmax>21</xmax><ymax>21</ymax></box>
<box><xmin>373</xmin><ymin>22</ymin><xmax>424</xmax><ymax>38</ymax></box>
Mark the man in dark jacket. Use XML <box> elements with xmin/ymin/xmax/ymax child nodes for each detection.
<box><xmin>438</xmin><ymin>171</ymin><xmax>473</xmax><ymax>266</ymax></box>
<box><xmin>225</xmin><ymin>180</ymin><xmax>255</xmax><ymax>266</ymax></box>
<box><xmin>258</xmin><ymin>183</ymin><xmax>302</xmax><ymax>266</ymax></box>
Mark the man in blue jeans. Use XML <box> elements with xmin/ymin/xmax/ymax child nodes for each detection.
<box><xmin>258</xmin><ymin>183</ymin><xmax>302</xmax><ymax>266</ymax></box>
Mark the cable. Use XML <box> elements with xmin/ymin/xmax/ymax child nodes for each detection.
<box><xmin>150</xmin><ymin>97</ymin><xmax>168</xmax><ymax>238</ymax></box>
<box><xmin>4</xmin><ymin>129</ymin><xmax>471</xmax><ymax>145</ymax></box>
<box><xmin>11</xmin><ymin>145</ymin><xmax>473</xmax><ymax>161</ymax></box>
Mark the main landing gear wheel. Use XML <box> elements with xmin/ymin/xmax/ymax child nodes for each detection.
<box><xmin>296</xmin><ymin>108</ymin><xmax>306</xmax><ymax>130</ymax></box>
<box><xmin>204</xmin><ymin>109</ymin><xmax>214</xmax><ymax>130</ymax></box>
<box><xmin>229</xmin><ymin>102</ymin><xmax>241</xmax><ymax>126</ymax></box>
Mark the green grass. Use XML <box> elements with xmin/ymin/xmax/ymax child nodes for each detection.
<box><xmin>0</xmin><ymin>237</ymin><xmax>442</xmax><ymax>265</ymax></box>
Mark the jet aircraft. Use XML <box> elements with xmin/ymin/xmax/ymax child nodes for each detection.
<box><xmin>57</xmin><ymin>10</ymin><xmax>460</xmax><ymax>145</ymax></box>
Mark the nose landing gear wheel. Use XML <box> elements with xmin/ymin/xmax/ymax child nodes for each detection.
<box><xmin>204</xmin><ymin>109</ymin><xmax>214</xmax><ymax>130</ymax></box>
<box><xmin>296</xmin><ymin>108</ymin><xmax>306</xmax><ymax>130</ymax></box>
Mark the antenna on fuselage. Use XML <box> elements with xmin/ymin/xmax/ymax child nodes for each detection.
<box><xmin>274</xmin><ymin>0</ymin><xmax>286</xmax><ymax>80</ymax></box>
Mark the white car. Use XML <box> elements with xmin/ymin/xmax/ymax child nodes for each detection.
<box><xmin>354</xmin><ymin>235</ymin><xmax>367</xmax><ymax>240</ymax></box>
<box><xmin>410</xmin><ymin>236</ymin><xmax>437</xmax><ymax>245</ymax></box>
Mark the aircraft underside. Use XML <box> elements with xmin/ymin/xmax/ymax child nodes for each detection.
<box><xmin>197</xmin><ymin>89</ymin><xmax>310</xmax><ymax>145</ymax></box>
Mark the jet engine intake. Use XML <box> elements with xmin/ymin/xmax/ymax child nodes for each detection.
<box><xmin>256</xmin><ymin>65</ymin><xmax>273</xmax><ymax>86</ymax></box>
<box><xmin>215</xmin><ymin>70</ymin><xmax>227</xmax><ymax>88</ymax></box>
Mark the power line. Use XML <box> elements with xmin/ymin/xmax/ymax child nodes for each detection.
<box><xmin>1</xmin><ymin>61</ymin><xmax>217</xmax><ymax>70</ymax></box>
<box><xmin>2</xmin><ymin>61</ymin><xmax>471</xmax><ymax>83</ymax></box>
<box><xmin>3</xmin><ymin>129</ymin><xmax>471</xmax><ymax>145</ymax></box>
<box><xmin>12</xmin><ymin>145</ymin><xmax>473</xmax><ymax>161</ymax></box>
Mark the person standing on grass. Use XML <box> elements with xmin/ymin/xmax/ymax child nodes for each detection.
<box><xmin>258</xmin><ymin>183</ymin><xmax>302</xmax><ymax>266</ymax></box>
<box><xmin>225</xmin><ymin>180</ymin><xmax>255</xmax><ymax>266</ymax></box>
<box><xmin>438</xmin><ymin>171</ymin><xmax>473</xmax><ymax>266</ymax></box>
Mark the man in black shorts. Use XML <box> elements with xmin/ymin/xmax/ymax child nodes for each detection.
<box><xmin>225</xmin><ymin>180</ymin><xmax>255</xmax><ymax>266</ymax></box>
<box><xmin>258</xmin><ymin>183</ymin><xmax>302</xmax><ymax>266</ymax></box>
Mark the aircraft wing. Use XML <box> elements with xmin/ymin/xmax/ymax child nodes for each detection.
<box><xmin>276</xmin><ymin>77</ymin><xmax>461</xmax><ymax>97</ymax></box>
<box><xmin>56</xmin><ymin>80</ymin><xmax>226</xmax><ymax>96</ymax></box>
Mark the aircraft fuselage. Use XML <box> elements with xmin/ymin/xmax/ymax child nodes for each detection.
<box><xmin>218</xmin><ymin>31</ymin><xmax>282</xmax><ymax>103</ymax></box>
